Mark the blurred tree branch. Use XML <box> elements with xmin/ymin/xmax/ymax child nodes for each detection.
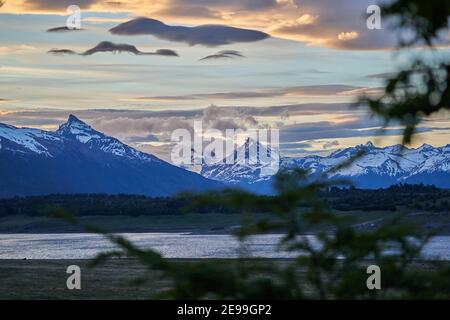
<box><xmin>361</xmin><ymin>0</ymin><xmax>450</xmax><ymax>144</ymax></box>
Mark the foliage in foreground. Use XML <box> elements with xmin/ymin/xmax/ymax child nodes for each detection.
<box><xmin>53</xmin><ymin>170</ymin><xmax>450</xmax><ymax>299</ymax></box>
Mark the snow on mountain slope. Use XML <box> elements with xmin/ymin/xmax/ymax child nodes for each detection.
<box><xmin>0</xmin><ymin>115</ymin><xmax>221</xmax><ymax>197</ymax></box>
<box><xmin>0</xmin><ymin>115</ymin><xmax>161</xmax><ymax>163</ymax></box>
<box><xmin>56</xmin><ymin>115</ymin><xmax>162</xmax><ymax>162</ymax></box>
<box><xmin>56</xmin><ymin>115</ymin><xmax>102</xmax><ymax>143</ymax></box>
<box><xmin>201</xmin><ymin>138</ymin><xmax>277</xmax><ymax>184</ymax></box>
<box><xmin>200</xmin><ymin>141</ymin><xmax>450</xmax><ymax>189</ymax></box>
<box><xmin>0</xmin><ymin>123</ymin><xmax>61</xmax><ymax>157</ymax></box>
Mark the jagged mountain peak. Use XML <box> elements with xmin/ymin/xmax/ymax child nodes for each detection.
<box><xmin>0</xmin><ymin>117</ymin><xmax>221</xmax><ymax>197</ymax></box>
<box><xmin>364</xmin><ymin>141</ymin><xmax>375</xmax><ymax>149</ymax></box>
<box><xmin>56</xmin><ymin>116</ymin><xmax>163</xmax><ymax>162</ymax></box>
<box><xmin>201</xmin><ymin>142</ymin><xmax>450</xmax><ymax>190</ymax></box>
<box><xmin>67</xmin><ymin>114</ymin><xmax>85</xmax><ymax>124</ymax></box>
<box><xmin>56</xmin><ymin>115</ymin><xmax>103</xmax><ymax>143</ymax></box>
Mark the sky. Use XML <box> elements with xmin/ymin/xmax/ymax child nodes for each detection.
<box><xmin>1</xmin><ymin>0</ymin><xmax>450</xmax><ymax>161</ymax></box>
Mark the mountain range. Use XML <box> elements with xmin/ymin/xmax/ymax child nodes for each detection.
<box><xmin>0</xmin><ymin>115</ymin><xmax>220</xmax><ymax>198</ymax></box>
<box><xmin>1</xmin><ymin>116</ymin><xmax>450</xmax><ymax>198</ymax></box>
<box><xmin>201</xmin><ymin>140</ymin><xmax>450</xmax><ymax>192</ymax></box>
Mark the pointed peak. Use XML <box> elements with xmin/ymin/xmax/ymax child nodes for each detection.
<box><xmin>62</xmin><ymin>114</ymin><xmax>90</xmax><ymax>129</ymax></box>
<box><xmin>365</xmin><ymin>141</ymin><xmax>375</xmax><ymax>148</ymax></box>
<box><xmin>67</xmin><ymin>114</ymin><xmax>83</xmax><ymax>124</ymax></box>
<box><xmin>57</xmin><ymin>115</ymin><xmax>102</xmax><ymax>143</ymax></box>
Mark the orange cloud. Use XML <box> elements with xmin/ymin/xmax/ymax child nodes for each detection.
<box><xmin>2</xmin><ymin>0</ymin><xmax>437</xmax><ymax>50</ymax></box>
<box><xmin>338</xmin><ymin>31</ymin><xmax>359</xmax><ymax>41</ymax></box>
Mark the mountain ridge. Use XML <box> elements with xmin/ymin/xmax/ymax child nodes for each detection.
<box><xmin>200</xmin><ymin>140</ymin><xmax>450</xmax><ymax>191</ymax></box>
<box><xmin>0</xmin><ymin>115</ymin><xmax>221</xmax><ymax>198</ymax></box>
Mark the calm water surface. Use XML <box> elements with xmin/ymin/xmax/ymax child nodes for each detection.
<box><xmin>0</xmin><ymin>233</ymin><xmax>449</xmax><ymax>260</ymax></box>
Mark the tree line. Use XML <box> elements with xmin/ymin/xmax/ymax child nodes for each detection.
<box><xmin>1</xmin><ymin>184</ymin><xmax>448</xmax><ymax>217</ymax></box>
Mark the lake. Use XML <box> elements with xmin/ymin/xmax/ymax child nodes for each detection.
<box><xmin>1</xmin><ymin>233</ymin><xmax>450</xmax><ymax>260</ymax></box>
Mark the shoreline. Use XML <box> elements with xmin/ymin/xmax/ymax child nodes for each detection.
<box><xmin>1</xmin><ymin>210</ymin><xmax>449</xmax><ymax>235</ymax></box>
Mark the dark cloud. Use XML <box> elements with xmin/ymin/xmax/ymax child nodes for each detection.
<box><xmin>151</xmin><ymin>49</ymin><xmax>179</xmax><ymax>56</ymax></box>
<box><xmin>173</xmin><ymin>0</ymin><xmax>278</xmax><ymax>10</ymax></box>
<box><xmin>109</xmin><ymin>17</ymin><xmax>270</xmax><ymax>47</ymax></box>
<box><xmin>0</xmin><ymin>1</ymin><xmax>4</xmax><ymax>8</ymax></box>
<box><xmin>21</xmin><ymin>0</ymin><xmax>97</xmax><ymax>10</ymax></box>
<box><xmin>82</xmin><ymin>42</ymin><xmax>178</xmax><ymax>56</ymax></box>
<box><xmin>277</xmin><ymin>115</ymin><xmax>436</xmax><ymax>144</ymax></box>
<box><xmin>45</xmin><ymin>42</ymin><xmax>179</xmax><ymax>57</ymax></box>
<box><xmin>46</xmin><ymin>26</ymin><xmax>84</xmax><ymax>32</ymax></box>
<box><xmin>125</xmin><ymin>133</ymin><xmax>159</xmax><ymax>144</ymax></box>
<box><xmin>83</xmin><ymin>41</ymin><xmax>143</xmax><ymax>56</ymax></box>
<box><xmin>280</xmin><ymin>142</ymin><xmax>313</xmax><ymax>149</ymax></box>
<box><xmin>200</xmin><ymin>50</ymin><xmax>245</xmax><ymax>61</ymax></box>
<box><xmin>152</xmin><ymin>0</ymin><xmax>279</xmax><ymax>20</ymax></box>
<box><xmin>366</xmin><ymin>72</ymin><xmax>397</xmax><ymax>79</ymax></box>
<box><xmin>47</xmin><ymin>49</ymin><xmax>77</xmax><ymax>55</ymax></box>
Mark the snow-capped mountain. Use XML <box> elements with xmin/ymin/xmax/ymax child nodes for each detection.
<box><xmin>201</xmin><ymin>138</ymin><xmax>277</xmax><ymax>185</ymax></box>
<box><xmin>56</xmin><ymin>115</ymin><xmax>161</xmax><ymax>162</ymax></box>
<box><xmin>200</xmin><ymin>141</ymin><xmax>450</xmax><ymax>191</ymax></box>
<box><xmin>0</xmin><ymin>115</ymin><xmax>221</xmax><ymax>198</ymax></box>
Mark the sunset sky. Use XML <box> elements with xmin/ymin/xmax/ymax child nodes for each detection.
<box><xmin>1</xmin><ymin>0</ymin><xmax>450</xmax><ymax>160</ymax></box>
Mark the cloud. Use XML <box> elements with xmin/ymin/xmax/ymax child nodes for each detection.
<box><xmin>45</xmin><ymin>42</ymin><xmax>179</xmax><ymax>57</ymax></box>
<box><xmin>130</xmin><ymin>85</ymin><xmax>375</xmax><ymax>101</ymax></box>
<box><xmin>0</xmin><ymin>44</ymin><xmax>36</xmax><ymax>55</ymax></box>
<box><xmin>109</xmin><ymin>17</ymin><xmax>270</xmax><ymax>46</ymax></box>
<box><xmin>82</xmin><ymin>42</ymin><xmax>179</xmax><ymax>56</ymax></box>
<box><xmin>201</xmin><ymin>105</ymin><xmax>260</xmax><ymax>131</ymax></box>
<box><xmin>173</xmin><ymin>0</ymin><xmax>278</xmax><ymax>10</ymax></box>
<box><xmin>276</xmin><ymin>1</ymin><xmax>440</xmax><ymax>50</ymax></box>
<box><xmin>323</xmin><ymin>140</ymin><xmax>340</xmax><ymax>149</ymax></box>
<box><xmin>366</xmin><ymin>72</ymin><xmax>397</xmax><ymax>79</ymax></box>
<box><xmin>125</xmin><ymin>133</ymin><xmax>159</xmax><ymax>144</ymax></box>
<box><xmin>338</xmin><ymin>31</ymin><xmax>359</xmax><ymax>41</ymax></box>
<box><xmin>46</xmin><ymin>26</ymin><xmax>84</xmax><ymax>33</ymax></box>
<box><xmin>269</xmin><ymin>0</ymin><xmax>401</xmax><ymax>50</ymax></box>
<box><xmin>200</xmin><ymin>50</ymin><xmax>245</xmax><ymax>61</ymax></box>
<box><xmin>2</xmin><ymin>104</ymin><xmax>447</xmax><ymax>160</ymax></box>
<box><xmin>47</xmin><ymin>49</ymin><xmax>77</xmax><ymax>55</ymax></box>
<box><xmin>20</xmin><ymin>0</ymin><xmax>98</xmax><ymax>10</ymax></box>
<box><xmin>6</xmin><ymin>0</ymin><xmax>439</xmax><ymax>50</ymax></box>
<box><xmin>277</xmin><ymin>114</ymin><xmax>436</xmax><ymax>144</ymax></box>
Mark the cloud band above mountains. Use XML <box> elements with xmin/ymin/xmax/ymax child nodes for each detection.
<box><xmin>130</xmin><ymin>85</ymin><xmax>382</xmax><ymax>101</ymax></box>
<box><xmin>2</xmin><ymin>104</ymin><xmax>447</xmax><ymax>160</ymax></box>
